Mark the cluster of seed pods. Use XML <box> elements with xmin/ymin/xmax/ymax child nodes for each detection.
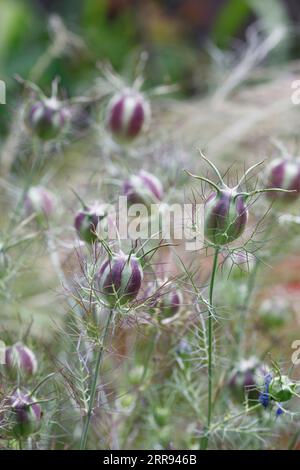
<box><xmin>2</xmin><ymin>343</ymin><xmax>43</xmax><ymax>439</ymax></box>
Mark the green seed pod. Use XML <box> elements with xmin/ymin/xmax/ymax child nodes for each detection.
<box><xmin>24</xmin><ymin>98</ymin><xmax>70</xmax><ymax>140</ymax></box>
<box><xmin>153</xmin><ymin>406</ymin><xmax>170</xmax><ymax>427</ymax></box>
<box><xmin>128</xmin><ymin>365</ymin><xmax>145</xmax><ymax>386</ymax></box>
<box><xmin>97</xmin><ymin>252</ymin><xmax>143</xmax><ymax>307</ymax></box>
<box><xmin>204</xmin><ymin>189</ymin><xmax>248</xmax><ymax>245</ymax></box>
<box><xmin>269</xmin><ymin>376</ymin><xmax>296</xmax><ymax>403</ymax></box>
<box><xmin>4</xmin><ymin>389</ymin><xmax>42</xmax><ymax>438</ymax></box>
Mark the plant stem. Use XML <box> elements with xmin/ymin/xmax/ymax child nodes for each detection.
<box><xmin>201</xmin><ymin>246</ymin><xmax>219</xmax><ymax>450</ymax></box>
<box><xmin>79</xmin><ymin>309</ymin><xmax>113</xmax><ymax>450</ymax></box>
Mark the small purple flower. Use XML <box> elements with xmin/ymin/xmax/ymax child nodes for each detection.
<box><xmin>276</xmin><ymin>404</ymin><xmax>284</xmax><ymax>416</ymax></box>
<box><xmin>24</xmin><ymin>98</ymin><xmax>70</xmax><ymax>140</ymax></box>
<box><xmin>265</xmin><ymin>157</ymin><xmax>300</xmax><ymax>203</ymax></box>
<box><xmin>205</xmin><ymin>189</ymin><xmax>248</xmax><ymax>245</ymax></box>
<box><xmin>106</xmin><ymin>89</ymin><xmax>150</xmax><ymax>142</ymax></box>
<box><xmin>5</xmin><ymin>342</ymin><xmax>38</xmax><ymax>378</ymax></box>
<box><xmin>4</xmin><ymin>388</ymin><xmax>42</xmax><ymax>438</ymax></box>
<box><xmin>123</xmin><ymin>170</ymin><xmax>164</xmax><ymax>206</ymax></box>
<box><xmin>24</xmin><ymin>186</ymin><xmax>55</xmax><ymax>221</ymax></box>
<box><xmin>97</xmin><ymin>251</ymin><xmax>143</xmax><ymax>307</ymax></box>
<box><xmin>74</xmin><ymin>203</ymin><xmax>109</xmax><ymax>244</ymax></box>
<box><xmin>259</xmin><ymin>373</ymin><xmax>272</xmax><ymax>408</ymax></box>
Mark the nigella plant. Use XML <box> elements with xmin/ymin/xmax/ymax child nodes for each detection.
<box><xmin>24</xmin><ymin>186</ymin><xmax>56</xmax><ymax>224</ymax></box>
<box><xmin>106</xmin><ymin>88</ymin><xmax>151</xmax><ymax>143</ymax></box>
<box><xmin>122</xmin><ymin>170</ymin><xmax>164</xmax><ymax>207</ymax></box>
<box><xmin>2</xmin><ymin>388</ymin><xmax>42</xmax><ymax>440</ymax></box>
<box><xmin>96</xmin><ymin>57</ymin><xmax>177</xmax><ymax>147</ymax></box>
<box><xmin>258</xmin><ymin>367</ymin><xmax>299</xmax><ymax>418</ymax></box>
<box><xmin>22</xmin><ymin>77</ymin><xmax>71</xmax><ymax>141</ymax></box>
<box><xmin>187</xmin><ymin>152</ymin><xmax>294</xmax><ymax>450</ymax></box>
<box><xmin>96</xmin><ymin>250</ymin><xmax>143</xmax><ymax>308</ymax></box>
<box><xmin>79</xmin><ymin>248</ymin><xmax>144</xmax><ymax>450</ymax></box>
<box><xmin>265</xmin><ymin>156</ymin><xmax>300</xmax><ymax>204</ymax></box>
<box><xmin>74</xmin><ymin>202</ymin><xmax>112</xmax><ymax>244</ymax></box>
<box><xmin>5</xmin><ymin>342</ymin><xmax>38</xmax><ymax>379</ymax></box>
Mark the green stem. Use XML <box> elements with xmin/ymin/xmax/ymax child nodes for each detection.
<box><xmin>201</xmin><ymin>246</ymin><xmax>219</xmax><ymax>450</ymax></box>
<box><xmin>79</xmin><ymin>309</ymin><xmax>113</xmax><ymax>450</ymax></box>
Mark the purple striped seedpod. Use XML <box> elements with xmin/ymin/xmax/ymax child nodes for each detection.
<box><xmin>204</xmin><ymin>189</ymin><xmax>248</xmax><ymax>245</ymax></box>
<box><xmin>5</xmin><ymin>342</ymin><xmax>38</xmax><ymax>378</ymax></box>
<box><xmin>265</xmin><ymin>157</ymin><xmax>300</xmax><ymax>203</ymax></box>
<box><xmin>97</xmin><ymin>251</ymin><xmax>143</xmax><ymax>307</ymax></box>
<box><xmin>123</xmin><ymin>170</ymin><xmax>164</xmax><ymax>206</ymax></box>
<box><xmin>159</xmin><ymin>288</ymin><xmax>183</xmax><ymax>318</ymax></box>
<box><xmin>25</xmin><ymin>98</ymin><xmax>69</xmax><ymax>140</ymax></box>
<box><xmin>106</xmin><ymin>89</ymin><xmax>150</xmax><ymax>142</ymax></box>
<box><xmin>74</xmin><ymin>203</ymin><xmax>109</xmax><ymax>244</ymax></box>
<box><xmin>24</xmin><ymin>186</ymin><xmax>55</xmax><ymax>221</ymax></box>
<box><xmin>4</xmin><ymin>388</ymin><xmax>42</xmax><ymax>438</ymax></box>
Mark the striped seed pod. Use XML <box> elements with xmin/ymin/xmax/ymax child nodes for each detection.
<box><xmin>204</xmin><ymin>189</ymin><xmax>248</xmax><ymax>245</ymax></box>
<box><xmin>265</xmin><ymin>157</ymin><xmax>300</xmax><ymax>203</ymax></box>
<box><xmin>123</xmin><ymin>170</ymin><xmax>164</xmax><ymax>206</ymax></box>
<box><xmin>4</xmin><ymin>388</ymin><xmax>42</xmax><ymax>438</ymax></box>
<box><xmin>159</xmin><ymin>288</ymin><xmax>183</xmax><ymax>318</ymax></box>
<box><xmin>188</xmin><ymin>154</ymin><xmax>295</xmax><ymax>246</ymax></box>
<box><xmin>74</xmin><ymin>203</ymin><xmax>110</xmax><ymax>244</ymax></box>
<box><xmin>97</xmin><ymin>252</ymin><xmax>143</xmax><ymax>307</ymax></box>
<box><xmin>25</xmin><ymin>98</ymin><xmax>69</xmax><ymax>140</ymax></box>
<box><xmin>24</xmin><ymin>186</ymin><xmax>55</xmax><ymax>221</ymax></box>
<box><xmin>106</xmin><ymin>89</ymin><xmax>150</xmax><ymax>142</ymax></box>
<box><xmin>5</xmin><ymin>342</ymin><xmax>38</xmax><ymax>378</ymax></box>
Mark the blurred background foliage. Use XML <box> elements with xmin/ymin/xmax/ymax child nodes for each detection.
<box><xmin>0</xmin><ymin>0</ymin><xmax>299</xmax><ymax>133</ymax></box>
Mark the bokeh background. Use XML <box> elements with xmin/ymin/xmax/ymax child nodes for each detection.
<box><xmin>0</xmin><ymin>0</ymin><xmax>299</xmax><ymax>105</ymax></box>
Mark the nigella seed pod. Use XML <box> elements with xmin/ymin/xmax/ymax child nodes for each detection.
<box><xmin>265</xmin><ymin>157</ymin><xmax>300</xmax><ymax>203</ymax></box>
<box><xmin>268</xmin><ymin>375</ymin><xmax>296</xmax><ymax>403</ymax></box>
<box><xmin>25</xmin><ymin>98</ymin><xmax>69</xmax><ymax>140</ymax></box>
<box><xmin>159</xmin><ymin>288</ymin><xmax>183</xmax><ymax>318</ymax></box>
<box><xmin>97</xmin><ymin>252</ymin><xmax>143</xmax><ymax>307</ymax></box>
<box><xmin>4</xmin><ymin>389</ymin><xmax>42</xmax><ymax>438</ymax></box>
<box><xmin>5</xmin><ymin>342</ymin><xmax>38</xmax><ymax>378</ymax></box>
<box><xmin>223</xmin><ymin>250</ymin><xmax>256</xmax><ymax>278</ymax></box>
<box><xmin>24</xmin><ymin>186</ymin><xmax>55</xmax><ymax>221</ymax></box>
<box><xmin>204</xmin><ymin>189</ymin><xmax>248</xmax><ymax>245</ymax></box>
<box><xmin>123</xmin><ymin>170</ymin><xmax>164</xmax><ymax>206</ymax></box>
<box><xmin>106</xmin><ymin>89</ymin><xmax>150</xmax><ymax>142</ymax></box>
<box><xmin>74</xmin><ymin>203</ymin><xmax>110</xmax><ymax>244</ymax></box>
